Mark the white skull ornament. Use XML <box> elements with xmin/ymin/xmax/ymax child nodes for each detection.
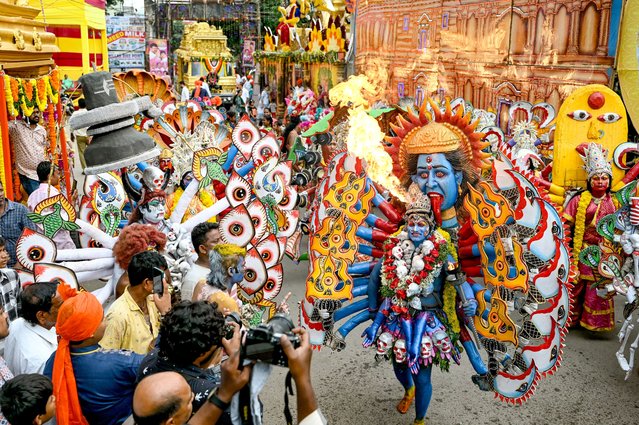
<box><xmin>391</xmin><ymin>245</ymin><xmax>404</xmax><ymax>260</ymax></box>
<box><xmin>420</xmin><ymin>335</ymin><xmax>433</xmax><ymax>359</ymax></box>
<box><xmin>433</xmin><ymin>330</ymin><xmax>452</xmax><ymax>354</ymax></box>
<box><xmin>142</xmin><ymin>166</ymin><xmax>165</xmax><ymax>191</ymax></box>
<box><xmin>400</xmin><ymin>239</ymin><xmax>415</xmax><ymax>260</ymax></box>
<box><xmin>393</xmin><ymin>339</ymin><xmax>407</xmax><ymax>363</ymax></box>
<box><xmin>376</xmin><ymin>332</ymin><xmax>393</xmax><ymax>356</ymax></box>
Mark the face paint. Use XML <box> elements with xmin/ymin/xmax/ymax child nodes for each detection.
<box><xmin>406</xmin><ymin>214</ymin><xmax>430</xmax><ymax>246</ymax></box>
<box><xmin>141</xmin><ymin>198</ymin><xmax>166</xmax><ymax>224</ymax></box>
<box><xmin>412</xmin><ymin>153</ymin><xmax>461</xmax><ymax>215</ymax></box>
<box><xmin>589</xmin><ymin>173</ymin><xmax>610</xmax><ymax>198</ymax></box>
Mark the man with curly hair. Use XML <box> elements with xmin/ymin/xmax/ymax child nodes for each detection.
<box><xmin>138</xmin><ymin>300</ymin><xmax>232</xmax><ymax>423</ymax></box>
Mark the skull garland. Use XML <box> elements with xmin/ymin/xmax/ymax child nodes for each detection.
<box><xmin>393</xmin><ymin>339</ymin><xmax>407</xmax><ymax>363</ymax></box>
<box><xmin>433</xmin><ymin>329</ymin><xmax>453</xmax><ymax>360</ymax></box>
<box><xmin>420</xmin><ymin>334</ymin><xmax>434</xmax><ymax>365</ymax></box>
<box><xmin>375</xmin><ymin>332</ymin><xmax>394</xmax><ymax>362</ymax></box>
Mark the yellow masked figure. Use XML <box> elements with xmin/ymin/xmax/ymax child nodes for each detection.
<box><xmin>553</xmin><ymin>84</ymin><xmax>627</xmax><ymax>189</ymax></box>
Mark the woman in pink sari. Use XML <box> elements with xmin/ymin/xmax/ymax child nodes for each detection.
<box><xmin>564</xmin><ymin>143</ymin><xmax>617</xmax><ymax>331</ymax></box>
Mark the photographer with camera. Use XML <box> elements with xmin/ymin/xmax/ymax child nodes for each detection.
<box><xmin>184</xmin><ymin>323</ymin><xmax>324</xmax><ymax>425</ymax></box>
<box><xmin>138</xmin><ymin>301</ymin><xmax>230</xmax><ymax>419</ymax></box>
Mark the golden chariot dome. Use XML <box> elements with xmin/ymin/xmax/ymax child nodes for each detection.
<box><xmin>0</xmin><ymin>0</ymin><xmax>58</xmax><ymax>76</ymax></box>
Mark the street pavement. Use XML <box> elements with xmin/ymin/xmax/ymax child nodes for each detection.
<box><xmin>260</xmin><ymin>256</ymin><xmax>639</xmax><ymax>425</ymax></box>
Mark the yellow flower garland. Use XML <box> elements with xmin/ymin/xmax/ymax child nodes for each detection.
<box><xmin>440</xmin><ymin>229</ymin><xmax>460</xmax><ymax>333</ymax></box>
<box><xmin>572</xmin><ymin>191</ymin><xmax>592</xmax><ymax>267</ymax></box>
<box><xmin>3</xmin><ymin>75</ymin><xmax>18</xmax><ymax>117</ymax></box>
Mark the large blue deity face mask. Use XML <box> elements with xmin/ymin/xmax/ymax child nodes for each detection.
<box><xmin>228</xmin><ymin>257</ymin><xmax>245</xmax><ymax>285</ymax></box>
<box><xmin>412</xmin><ymin>153</ymin><xmax>463</xmax><ymax>212</ymax></box>
<box><xmin>407</xmin><ymin>214</ymin><xmax>431</xmax><ymax>246</ymax></box>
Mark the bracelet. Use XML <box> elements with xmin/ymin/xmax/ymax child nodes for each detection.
<box><xmin>207</xmin><ymin>389</ymin><xmax>231</xmax><ymax>411</ymax></box>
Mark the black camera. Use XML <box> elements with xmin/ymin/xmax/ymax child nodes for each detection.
<box><xmin>241</xmin><ymin>314</ymin><xmax>300</xmax><ymax>367</ymax></box>
<box><xmin>310</xmin><ymin>132</ymin><xmax>332</xmax><ymax>146</ymax></box>
<box><xmin>292</xmin><ymin>169</ymin><xmax>313</xmax><ymax>186</ymax></box>
<box><xmin>224</xmin><ymin>311</ymin><xmax>242</xmax><ymax>340</ymax></box>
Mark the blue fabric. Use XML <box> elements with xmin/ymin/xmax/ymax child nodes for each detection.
<box><xmin>44</xmin><ymin>344</ymin><xmax>145</xmax><ymax>425</ymax></box>
<box><xmin>0</xmin><ymin>199</ymin><xmax>36</xmax><ymax>267</ymax></box>
<box><xmin>18</xmin><ymin>174</ymin><xmax>39</xmax><ymax>195</ymax></box>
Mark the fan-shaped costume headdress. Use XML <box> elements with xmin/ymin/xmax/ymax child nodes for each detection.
<box><xmin>385</xmin><ymin>98</ymin><xmax>492</xmax><ymax>182</ymax></box>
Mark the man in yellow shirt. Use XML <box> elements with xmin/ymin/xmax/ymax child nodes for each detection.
<box><xmin>101</xmin><ymin>251</ymin><xmax>172</xmax><ymax>354</ymax></box>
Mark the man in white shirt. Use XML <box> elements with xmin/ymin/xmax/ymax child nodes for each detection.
<box><xmin>182</xmin><ymin>222</ymin><xmax>221</xmax><ymax>300</ymax></box>
<box><xmin>4</xmin><ymin>282</ymin><xmax>61</xmax><ymax>374</ymax></box>
<box><xmin>27</xmin><ymin>161</ymin><xmax>76</xmax><ymax>250</ymax></box>
<box><xmin>257</xmin><ymin>85</ymin><xmax>270</xmax><ymax>119</ymax></box>
<box><xmin>180</xmin><ymin>81</ymin><xmax>190</xmax><ymax>102</ymax></box>
<box><xmin>200</xmin><ymin>77</ymin><xmax>211</xmax><ymax>96</ymax></box>
<box><xmin>8</xmin><ymin>108</ymin><xmax>48</xmax><ymax>195</ymax></box>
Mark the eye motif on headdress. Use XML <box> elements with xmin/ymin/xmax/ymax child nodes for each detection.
<box><xmin>33</xmin><ymin>263</ymin><xmax>79</xmax><ymax>290</ymax></box>
<box><xmin>232</xmin><ymin>116</ymin><xmax>261</xmax><ymax>160</ymax></box>
<box><xmin>17</xmin><ymin>228</ymin><xmax>57</xmax><ymax>270</ymax></box>
<box><xmin>220</xmin><ymin>205</ymin><xmax>255</xmax><ymax>247</ymax></box>
<box><xmin>225</xmin><ymin>172</ymin><xmax>252</xmax><ymax>207</ymax></box>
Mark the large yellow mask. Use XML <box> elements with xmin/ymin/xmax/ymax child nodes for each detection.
<box><xmin>553</xmin><ymin>84</ymin><xmax>627</xmax><ymax>189</ymax></box>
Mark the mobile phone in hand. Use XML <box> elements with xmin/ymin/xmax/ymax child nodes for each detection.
<box><xmin>152</xmin><ymin>267</ymin><xmax>164</xmax><ymax>297</ymax></box>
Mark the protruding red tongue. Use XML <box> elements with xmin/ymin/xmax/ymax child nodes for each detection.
<box><xmin>428</xmin><ymin>193</ymin><xmax>443</xmax><ymax>226</ymax></box>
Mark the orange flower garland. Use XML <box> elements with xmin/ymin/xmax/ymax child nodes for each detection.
<box><xmin>47</xmin><ymin>102</ymin><xmax>57</xmax><ymax>161</ymax></box>
<box><xmin>36</xmin><ymin>77</ymin><xmax>48</xmax><ymax>111</ymax></box>
<box><xmin>3</xmin><ymin>71</ymin><xmax>61</xmax><ymax>117</ymax></box>
<box><xmin>19</xmin><ymin>79</ymin><xmax>35</xmax><ymax>117</ymax></box>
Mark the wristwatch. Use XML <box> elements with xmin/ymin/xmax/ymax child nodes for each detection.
<box><xmin>207</xmin><ymin>389</ymin><xmax>231</xmax><ymax>410</ymax></box>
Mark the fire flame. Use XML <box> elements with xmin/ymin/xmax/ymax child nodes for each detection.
<box><xmin>346</xmin><ymin>107</ymin><xmax>407</xmax><ymax>202</ymax></box>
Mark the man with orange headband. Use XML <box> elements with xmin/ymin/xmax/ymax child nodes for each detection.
<box><xmin>43</xmin><ymin>284</ymin><xmax>146</xmax><ymax>425</ymax></box>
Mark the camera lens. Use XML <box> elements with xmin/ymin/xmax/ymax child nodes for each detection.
<box><xmin>312</xmin><ymin>132</ymin><xmax>332</xmax><ymax>145</ymax></box>
<box><xmin>225</xmin><ymin>311</ymin><xmax>241</xmax><ymax>326</ymax></box>
<box><xmin>267</xmin><ymin>313</ymin><xmax>295</xmax><ymax>335</ymax></box>
<box><xmin>302</xmin><ymin>151</ymin><xmax>321</xmax><ymax>166</ymax></box>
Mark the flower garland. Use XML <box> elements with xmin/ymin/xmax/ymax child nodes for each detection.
<box><xmin>253</xmin><ymin>50</ymin><xmax>344</xmax><ymax>64</ymax></box>
<box><xmin>47</xmin><ymin>102</ymin><xmax>56</xmax><ymax>161</ymax></box>
<box><xmin>439</xmin><ymin>229</ymin><xmax>460</xmax><ymax>334</ymax></box>
<box><xmin>2</xmin><ymin>71</ymin><xmax>59</xmax><ymax>117</ymax></box>
<box><xmin>572</xmin><ymin>190</ymin><xmax>592</xmax><ymax>267</ymax></box>
<box><xmin>36</xmin><ymin>77</ymin><xmax>48</xmax><ymax>111</ymax></box>
<box><xmin>19</xmin><ymin>79</ymin><xmax>36</xmax><ymax>117</ymax></box>
<box><xmin>46</xmin><ymin>70</ymin><xmax>60</xmax><ymax>104</ymax></box>
<box><xmin>3</xmin><ymin>76</ymin><xmax>18</xmax><ymax>117</ymax></box>
<box><xmin>380</xmin><ymin>231</ymin><xmax>449</xmax><ymax>318</ymax></box>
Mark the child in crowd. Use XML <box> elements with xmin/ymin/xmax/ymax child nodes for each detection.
<box><xmin>0</xmin><ymin>237</ymin><xmax>9</xmax><ymax>269</ymax></box>
<box><xmin>0</xmin><ymin>374</ymin><xmax>56</xmax><ymax>425</ymax></box>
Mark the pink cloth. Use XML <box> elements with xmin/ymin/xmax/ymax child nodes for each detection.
<box><xmin>27</xmin><ymin>184</ymin><xmax>76</xmax><ymax>250</ymax></box>
<box><xmin>565</xmin><ymin>192</ymin><xmax>616</xmax><ymax>331</ymax></box>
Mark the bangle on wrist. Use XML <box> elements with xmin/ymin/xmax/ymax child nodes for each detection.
<box><xmin>208</xmin><ymin>389</ymin><xmax>231</xmax><ymax>411</ymax></box>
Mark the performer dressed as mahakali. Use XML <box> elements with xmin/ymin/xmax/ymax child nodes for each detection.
<box><xmin>564</xmin><ymin>143</ymin><xmax>617</xmax><ymax>331</ymax></box>
<box><xmin>362</xmin><ymin>186</ymin><xmax>477</xmax><ymax>425</ymax></box>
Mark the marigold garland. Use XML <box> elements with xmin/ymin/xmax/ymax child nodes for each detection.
<box><xmin>3</xmin><ymin>76</ymin><xmax>18</xmax><ymax>117</ymax></box>
<box><xmin>439</xmin><ymin>229</ymin><xmax>460</xmax><ymax>334</ymax></box>
<box><xmin>19</xmin><ymin>79</ymin><xmax>35</xmax><ymax>117</ymax></box>
<box><xmin>47</xmin><ymin>102</ymin><xmax>56</xmax><ymax>161</ymax></box>
<box><xmin>3</xmin><ymin>71</ymin><xmax>59</xmax><ymax>117</ymax></box>
<box><xmin>36</xmin><ymin>78</ymin><xmax>48</xmax><ymax>111</ymax></box>
<box><xmin>572</xmin><ymin>190</ymin><xmax>592</xmax><ymax>267</ymax></box>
